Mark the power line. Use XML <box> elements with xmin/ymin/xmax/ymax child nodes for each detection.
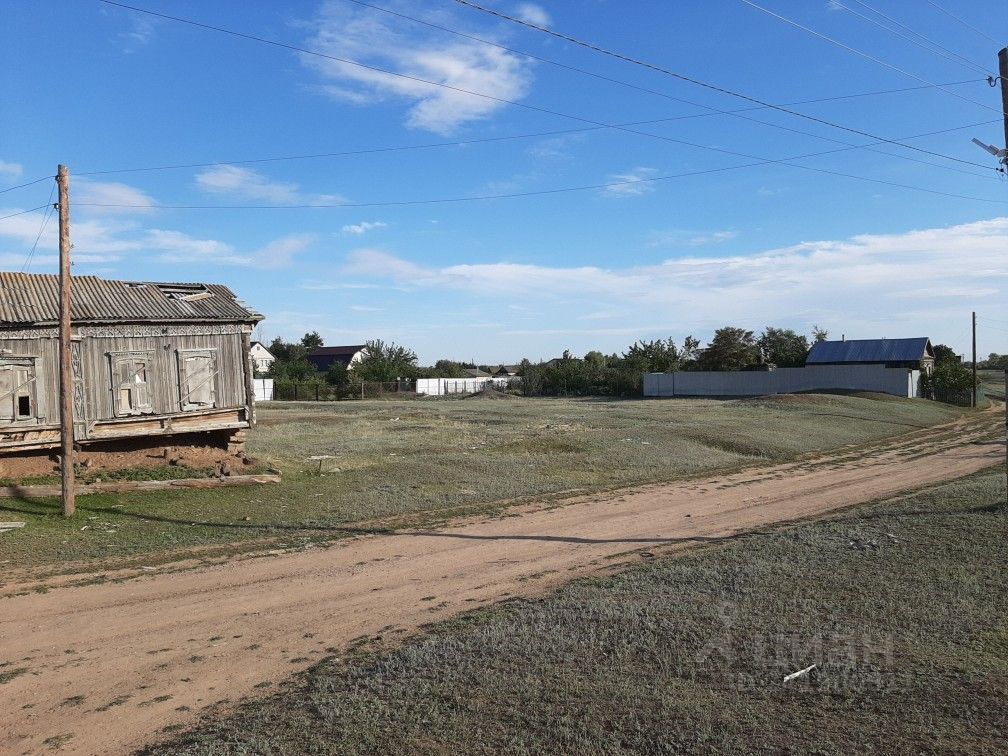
<box><xmin>23</xmin><ymin>184</ymin><xmax>57</xmax><ymax>273</ymax></box>
<box><xmin>0</xmin><ymin>205</ymin><xmax>51</xmax><ymax>222</ymax></box>
<box><xmin>925</xmin><ymin>0</ymin><xmax>999</xmax><ymax>45</ymax></box>
<box><xmin>738</xmin><ymin>0</ymin><xmax>1005</xmax><ymax>116</ymax></box>
<box><xmin>99</xmin><ymin>0</ymin><xmax>996</xmax><ymax>179</ymax></box>
<box><xmin>838</xmin><ymin>0</ymin><xmax>992</xmax><ymax>75</ymax></box>
<box><xmin>0</xmin><ymin>175</ymin><xmax>53</xmax><ymax>195</ymax></box>
<box><xmin>454</xmin><ymin>0</ymin><xmax>997</xmax><ymax>170</ymax></box>
<box><xmin>74</xmin><ymin>114</ymin><xmax>999</xmax><ymax>182</ymax></box>
<box><xmin>338</xmin><ymin>0</ymin><xmax>994</xmax><ymax>181</ymax></box>
<box><xmin>72</xmin><ymin>133</ymin><xmax>1008</xmax><ymax>211</ymax></box>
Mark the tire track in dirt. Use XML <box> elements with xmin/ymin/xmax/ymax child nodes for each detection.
<box><xmin>1</xmin><ymin>407</ymin><xmax>1003</xmax><ymax>755</ymax></box>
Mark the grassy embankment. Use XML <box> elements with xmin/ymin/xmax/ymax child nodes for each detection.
<box><xmin>0</xmin><ymin>394</ymin><xmax>964</xmax><ymax>572</ymax></box>
<box><xmin>144</xmin><ymin>469</ymin><xmax>1008</xmax><ymax>755</ymax></box>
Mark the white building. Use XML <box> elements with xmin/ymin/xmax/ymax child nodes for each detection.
<box><xmin>249</xmin><ymin>341</ymin><xmax>275</xmax><ymax>375</ymax></box>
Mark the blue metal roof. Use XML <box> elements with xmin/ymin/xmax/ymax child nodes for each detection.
<box><xmin>806</xmin><ymin>337</ymin><xmax>932</xmax><ymax>365</ymax></box>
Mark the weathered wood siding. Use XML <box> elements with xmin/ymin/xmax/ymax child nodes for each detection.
<box><xmin>0</xmin><ymin>323</ymin><xmax>252</xmax><ymax>447</ymax></box>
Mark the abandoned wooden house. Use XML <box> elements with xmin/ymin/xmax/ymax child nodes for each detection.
<box><xmin>0</xmin><ymin>272</ymin><xmax>262</xmax><ymax>476</ymax></box>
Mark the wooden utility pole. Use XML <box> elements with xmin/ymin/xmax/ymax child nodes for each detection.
<box><xmin>998</xmin><ymin>48</ymin><xmax>1008</xmax><ymax>156</ymax></box>
<box><xmin>57</xmin><ymin>165</ymin><xmax>75</xmax><ymax>518</ymax></box>
<box><xmin>972</xmin><ymin>311</ymin><xmax>978</xmax><ymax>408</ymax></box>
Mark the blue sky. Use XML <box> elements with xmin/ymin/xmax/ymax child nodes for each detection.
<box><xmin>2</xmin><ymin>0</ymin><xmax>1007</xmax><ymax>362</ymax></box>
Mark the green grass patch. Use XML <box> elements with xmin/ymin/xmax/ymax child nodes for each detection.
<box><xmin>1</xmin><ymin>394</ymin><xmax>966</xmax><ymax>573</ymax></box>
<box><xmin>142</xmin><ymin>471</ymin><xmax>1008</xmax><ymax>755</ymax></box>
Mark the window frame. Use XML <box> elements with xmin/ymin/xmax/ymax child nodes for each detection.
<box><xmin>176</xmin><ymin>348</ymin><xmax>218</xmax><ymax>412</ymax></box>
<box><xmin>0</xmin><ymin>357</ymin><xmax>39</xmax><ymax>426</ymax></box>
<box><xmin>108</xmin><ymin>351</ymin><xmax>155</xmax><ymax>418</ymax></box>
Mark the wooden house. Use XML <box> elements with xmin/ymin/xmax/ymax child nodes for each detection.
<box><xmin>0</xmin><ymin>272</ymin><xmax>262</xmax><ymax>464</ymax></box>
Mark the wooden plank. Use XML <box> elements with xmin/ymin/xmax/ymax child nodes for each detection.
<box><xmin>0</xmin><ymin>473</ymin><xmax>281</xmax><ymax>499</ymax></box>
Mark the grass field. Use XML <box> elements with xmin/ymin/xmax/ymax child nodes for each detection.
<box><xmin>143</xmin><ymin>469</ymin><xmax>1008</xmax><ymax>755</ymax></box>
<box><xmin>0</xmin><ymin>394</ymin><xmax>963</xmax><ymax>572</ymax></box>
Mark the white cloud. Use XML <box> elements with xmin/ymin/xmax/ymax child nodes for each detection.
<box><xmin>300</xmin><ymin>1</ymin><xmax>533</xmax><ymax>134</ymax></box>
<box><xmin>0</xmin><ymin>161</ymin><xmax>23</xmax><ymax>179</ymax></box>
<box><xmin>350</xmin><ymin>305</ymin><xmax>384</xmax><ymax>312</ymax></box>
<box><xmin>0</xmin><ymin>202</ymin><xmax>314</xmax><ymax>271</ymax></box>
<box><xmin>337</xmin><ymin>218</ymin><xmax>1008</xmax><ymax>351</ymax></box>
<box><xmin>602</xmin><ymin>167</ymin><xmax>660</xmax><ymax>197</ymax></box>
<box><xmin>77</xmin><ymin>180</ymin><xmax>157</xmax><ymax>213</ymax></box>
<box><xmin>515</xmin><ymin>3</ymin><xmax>551</xmax><ymax>27</ymax></box>
<box><xmin>194</xmin><ymin>165</ymin><xmax>345</xmax><ymax>205</ymax></box>
<box><xmin>149</xmin><ymin>230</ymin><xmax>316</xmax><ymax>268</ymax></box>
<box><xmin>341</xmin><ymin>221</ymin><xmax>387</xmax><ymax>235</ymax></box>
<box><xmin>121</xmin><ymin>13</ymin><xmax>156</xmax><ymax>52</ymax></box>
<box><xmin>650</xmin><ymin>229</ymin><xmax>738</xmax><ymax>248</ymax></box>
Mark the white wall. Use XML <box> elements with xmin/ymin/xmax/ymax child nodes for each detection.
<box><xmin>253</xmin><ymin>378</ymin><xmax>274</xmax><ymax>402</ymax></box>
<box><xmin>416</xmin><ymin>377</ymin><xmax>517</xmax><ymax>396</ymax></box>
<box><xmin>644</xmin><ymin>365</ymin><xmax>921</xmax><ymax>399</ymax></box>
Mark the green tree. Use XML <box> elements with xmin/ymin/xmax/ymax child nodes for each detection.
<box><xmin>758</xmin><ymin>327</ymin><xmax>809</xmax><ymax>368</ymax></box>
<box><xmin>354</xmin><ymin>339</ymin><xmax>419</xmax><ymax>382</ymax></box>
<box><xmin>622</xmin><ymin>338</ymin><xmax>683</xmax><ymax>372</ymax></box>
<box><xmin>697</xmin><ymin>327</ymin><xmax>759</xmax><ymax>371</ymax></box>
<box><xmin>266</xmin><ymin>337</ymin><xmax>317</xmax><ymax>381</ymax></box>
<box><xmin>812</xmin><ymin>325</ymin><xmax>829</xmax><ymax>343</ymax></box>
<box><xmin>932</xmin><ymin>343</ymin><xmax>959</xmax><ymax>366</ymax></box>
<box><xmin>982</xmin><ymin>353</ymin><xmax>1008</xmax><ymax>370</ymax></box>
<box><xmin>325</xmin><ymin>361</ymin><xmax>351</xmax><ymax>393</ymax></box>
<box><xmin>300</xmin><ymin>331</ymin><xmax>324</xmax><ymax>351</ymax></box>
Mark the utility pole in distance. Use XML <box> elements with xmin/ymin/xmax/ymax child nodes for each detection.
<box><xmin>999</xmin><ymin>48</ymin><xmax>1008</xmax><ymax>155</ymax></box>
<box><xmin>57</xmin><ymin>165</ymin><xmax>75</xmax><ymax>518</ymax></box>
<box><xmin>972</xmin><ymin>311</ymin><xmax>977</xmax><ymax>408</ymax></box>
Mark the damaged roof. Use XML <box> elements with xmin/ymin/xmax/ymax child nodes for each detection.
<box><xmin>0</xmin><ymin>272</ymin><xmax>263</xmax><ymax>326</ymax></box>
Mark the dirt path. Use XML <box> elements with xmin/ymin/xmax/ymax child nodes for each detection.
<box><xmin>1</xmin><ymin>409</ymin><xmax>1003</xmax><ymax>755</ymax></box>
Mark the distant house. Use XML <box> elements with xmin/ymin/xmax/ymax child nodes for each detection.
<box><xmin>464</xmin><ymin>368</ymin><xmax>493</xmax><ymax>378</ymax></box>
<box><xmin>806</xmin><ymin>337</ymin><xmax>935</xmax><ymax>374</ymax></box>
<box><xmin>544</xmin><ymin>356</ymin><xmax>582</xmax><ymax>368</ymax></box>
<box><xmin>489</xmin><ymin>364</ymin><xmax>521</xmax><ymax>377</ymax></box>
<box><xmin>249</xmin><ymin>341</ymin><xmax>275</xmax><ymax>375</ymax></box>
<box><xmin>307</xmin><ymin>345</ymin><xmax>367</xmax><ymax>372</ymax></box>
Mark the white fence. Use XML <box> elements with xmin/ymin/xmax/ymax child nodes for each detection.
<box><xmin>253</xmin><ymin>378</ymin><xmax>274</xmax><ymax>402</ymax></box>
<box><xmin>644</xmin><ymin>365</ymin><xmax>922</xmax><ymax>399</ymax></box>
<box><xmin>416</xmin><ymin>376</ymin><xmax>518</xmax><ymax>396</ymax></box>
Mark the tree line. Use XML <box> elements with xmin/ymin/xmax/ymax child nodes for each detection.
<box><xmin>262</xmin><ymin>326</ymin><xmax>980</xmax><ymax>402</ymax></box>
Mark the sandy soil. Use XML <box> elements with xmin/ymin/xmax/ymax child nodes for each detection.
<box><xmin>1</xmin><ymin>408</ymin><xmax>1003</xmax><ymax>755</ymax></box>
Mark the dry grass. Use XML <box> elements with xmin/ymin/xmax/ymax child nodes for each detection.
<box><xmin>0</xmin><ymin>394</ymin><xmax>962</xmax><ymax>572</ymax></box>
<box><xmin>143</xmin><ymin>470</ymin><xmax>1008</xmax><ymax>755</ymax></box>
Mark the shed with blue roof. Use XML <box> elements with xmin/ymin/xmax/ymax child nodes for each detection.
<box><xmin>806</xmin><ymin>337</ymin><xmax>934</xmax><ymax>373</ymax></box>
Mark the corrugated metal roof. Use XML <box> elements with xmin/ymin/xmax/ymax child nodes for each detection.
<box><xmin>806</xmin><ymin>337</ymin><xmax>932</xmax><ymax>364</ymax></box>
<box><xmin>0</xmin><ymin>272</ymin><xmax>262</xmax><ymax>326</ymax></box>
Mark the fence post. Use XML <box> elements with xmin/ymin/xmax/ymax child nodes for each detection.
<box><xmin>361</xmin><ymin>382</ymin><xmax>364</xmax><ymax>400</ymax></box>
<box><xmin>294</xmin><ymin>384</ymin><xmax>298</xmax><ymax>401</ymax></box>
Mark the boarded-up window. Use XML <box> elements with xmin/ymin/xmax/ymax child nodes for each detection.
<box><xmin>110</xmin><ymin>353</ymin><xmax>154</xmax><ymax>417</ymax></box>
<box><xmin>178</xmin><ymin>350</ymin><xmax>217</xmax><ymax>411</ymax></box>
<box><xmin>0</xmin><ymin>359</ymin><xmax>37</xmax><ymax>425</ymax></box>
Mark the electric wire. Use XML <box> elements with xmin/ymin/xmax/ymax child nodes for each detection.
<box><xmin>73</xmin><ymin>136</ymin><xmax>1008</xmax><ymax>211</ymax></box>
<box><xmin>0</xmin><ymin>205</ymin><xmax>51</xmax><ymax>222</ymax></box>
<box><xmin>738</xmin><ymin>0</ymin><xmax>1006</xmax><ymax>116</ymax></box>
<box><xmin>924</xmin><ymin>0</ymin><xmax>999</xmax><ymax>45</ymax></box>
<box><xmin>838</xmin><ymin>0</ymin><xmax>992</xmax><ymax>75</ymax></box>
<box><xmin>97</xmin><ymin>0</ymin><xmax>997</xmax><ymax>174</ymax></box>
<box><xmin>0</xmin><ymin>175</ymin><xmax>53</xmax><ymax>195</ymax></box>
<box><xmin>22</xmin><ymin>183</ymin><xmax>57</xmax><ymax>273</ymax></box>
<box><xmin>338</xmin><ymin>0</ymin><xmax>994</xmax><ymax>181</ymax></box>
<box><xmin>454</xmin><ymin>0</ymin><xmax>999</xmax><ymax>169</ymax></box>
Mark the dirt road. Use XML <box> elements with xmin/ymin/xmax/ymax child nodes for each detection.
<box><xmin>2</xmin><ymin>409</ymin><xmax>1003</xmax><ymax>755</ymax></box>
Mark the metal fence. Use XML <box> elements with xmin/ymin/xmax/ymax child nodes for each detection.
<box><xmin>270</xmin><ymin>380</ymin><xmax>417</xmax><ymax>401</ymax></box>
